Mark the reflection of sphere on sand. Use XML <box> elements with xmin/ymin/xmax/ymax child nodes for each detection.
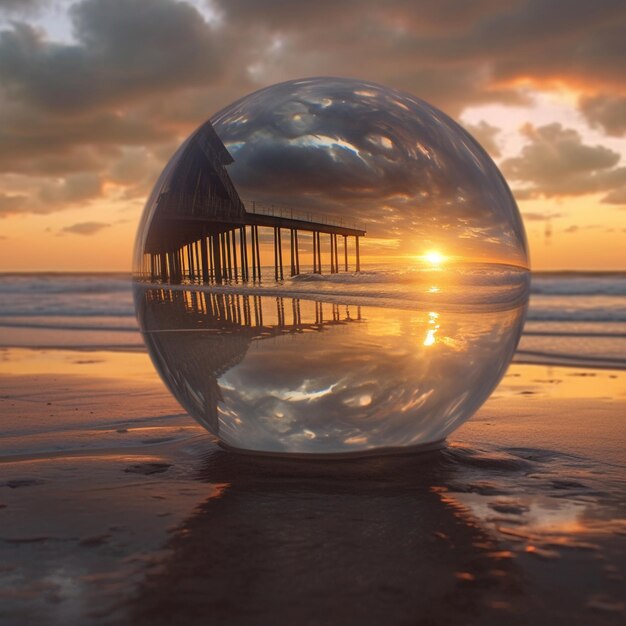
<box><xmin>133</xmin><ymin>78</ymin><xmax>529</xmax><ymax>456</ymax></box>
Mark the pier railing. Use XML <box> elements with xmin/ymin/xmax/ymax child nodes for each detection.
<box><xmin>143</xmin><ymin>200</ymin><xmax>365</xmax><ymax>283</ymax></box>
<box><xmin>245</xmin><ymin>200</ymin><xmax>364</xmax><ymax>232</ymax></box>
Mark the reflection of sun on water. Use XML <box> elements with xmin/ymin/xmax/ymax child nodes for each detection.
<box><xmin>423</xmin><ymin>311</ymin><xmax>440</xmax><ymax>346</ymax></box>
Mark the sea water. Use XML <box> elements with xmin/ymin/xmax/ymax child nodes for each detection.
<box><xmin>1</xmin><ymin>270</ymin><xmax>625</xmax><ymax>365</ymax></box>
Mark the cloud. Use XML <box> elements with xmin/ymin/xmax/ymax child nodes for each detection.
<box><xmin>0</xmin><ymin>0</ymin><xmax>45</xmax><ymax>12</ymax></box>
<box><xmin>579</xmin><ymin>95</ymin><xmax>626</xmax><ymax>137</ymax></box>
<box><xmin>520</xmin><ymin>211</ymin><xmax>562</xmax><ymax>221</ymax></box>
<box><xmin>501</xmin><ymin>123</ymin><xmax>626</xmax><ymax>198</ymax></box>
<box><xmin>38</xmin><ymin>172</ymin><xmax>102</xmax><ymax>204</ymax></box>
<box><xmin>0</xmin><ymin>100</ymin><xmax>175</xmax><ymax>175</ymax></box>
<box><xmin>0</xmin><ymin>192</ymin><xmax>28</xmax><ymax>216</ymax></box>
<box><xmin>1</xmin><ymin>0</ymin><xmax>625</xmax><ymax>224</ymax></box>
<box><xmin>463</xmin><ymin>120</ymin><xmax>501</xmax><ymax>157</ymax></box>
<box><xmin>216</xmin><ymin>0</ymin><xmax>626</xmax><ymax>105</ymax></box>
<box><xmin>0</xmin><ymin>0</ymin><xmax>226</xmax><ymax>181</ymax></box>
<box><xmin>60</xmin><ymin>221</ymin><xmax>111</xmax><ymax>235</ymax></box>
<box><xmin>0</xmin><ymin>173</ymin><xmax>104</xmax><ymax>217</ymax></box>
<box><xmin>0</xmin><ymin>0</ymin><xmax>221</xmax><ymax>113</ymax></box>
<box><xmin>602</xmin><ymin>186</ymin><xmax>626</xmax><ymax>205</ymax></box>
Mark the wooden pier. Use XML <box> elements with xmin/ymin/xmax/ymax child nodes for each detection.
<box><xmin>139</xmin><ymin>120</ymin><xmax>365</xmax><ymax>284</ymax></box>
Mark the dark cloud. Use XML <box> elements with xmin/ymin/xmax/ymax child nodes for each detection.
<box><xmin>0</xmin><ymin>0</ymin><xmax>224</xmax><ymax>179</ymax></box>
<box><xmin>60</xmin><ymin>220</ymin><xmax>111</xmax><ymax>235</ymax></box>
<box><xmin>0</xmin><ymin>0</ymin><xmax>625</xmax><ymax>221</ymax></box>
<box><xmin>0</xmin><ymin>0</ymin><xmax>221</xmax><ymax>112</ymax></box>
<box><xmin>602</xmin><ymin>186</ymin><xmax>626</xmax><ymax>205</ymax></box>
<box><xmin>217</xmin><ymin>0</ymin><xmax>626</xmax><ymax>105</ymax></box>
<box><xmin>0</xmin><ymin>192</ymin><xmax>28</xmax><ymax>216</ymax></box>
<box><xmin>38</xmin><ymin>172</ymin><xmax>102</xmax><ymax>204</ymax></box>
<box><xmin>502</xmin><ymin>123</ymin><xmax>626</xmax><ymax>198</ymax></box>
<box><xmin>0</xmin><ymin>99</ymin><xmax>174</xmax><ymax>175</ymax></box>
<box><xmin>580</xmin><ymin>95</ymin><xmax>626</xmax><ymax>137</ymax></box>
<box><xmin>421</xmin><ymin>0</ymin><xmax>626</xmax><ymax>92</ymax></box>
<box><xmin>0</xmin><ymin>0</ymin><xmax>45</xmax><ymax>12</ymax></box>
<box><xmin>0</xmin><ymin>171</ymin><xmax>104</xmax><ymax>218</ymax></box>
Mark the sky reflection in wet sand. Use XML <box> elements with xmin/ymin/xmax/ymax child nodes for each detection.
<box><xmin>0</xmin><ymin>350</ymin><xmax>624</xmax><ymax>624</ymax></box>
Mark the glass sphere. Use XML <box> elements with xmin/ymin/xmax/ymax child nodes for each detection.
<box><xmin>133</xmin><ymin>77</ymin><xmax>529</xmax><ymax>457</ymax></box>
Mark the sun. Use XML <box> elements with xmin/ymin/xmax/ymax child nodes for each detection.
<box><xmin>423</xmin><ymin>250</ymin><xmax>446</xmax><ymax>266</ymax></box>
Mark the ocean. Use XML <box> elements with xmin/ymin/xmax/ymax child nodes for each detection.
<box><xmin>1</xmin><ymin>271</ymin><xmax>625</xmax><ymax>370</ymax></box>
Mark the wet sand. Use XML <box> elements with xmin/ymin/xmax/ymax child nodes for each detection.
<box><xmin>0</xmin><ymin>348</ymin><xmax>625</xmax><ymax>625</ymax></box>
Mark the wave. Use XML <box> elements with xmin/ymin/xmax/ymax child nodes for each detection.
<box><xmin>523</xmin><ymin>330</ymin><xmax>626</xmax><ymax>338</ymax></box>
<box><xmin>515</xmin><ymin>349</ymin><xmax>626</xmax><ymax>370</ymax></box>
<box><xmin>0</xmin><ymin>319</ymin><xmax>139</xmax><ymax>332</ymax></box>
<box><xmin>3</xmin><ymin>269</ymin><xmax>625</xmax><ymax>295</ymax></box>
<box><xmin>0</xmin><ymin>308</ymin><xmax>136</xmax><ymax>317</ymax></box>
<box><xmin>0</xmin><ymin>273</ymin><xmax>130</xmax><ymax>295</ymax></box>
<box><xmin>2</xmin><ymin>270</ymin><xmax>626</xmax><ymax>321</ymax></box>
<box><xmin>530</xmin><ymin>276</ymin><xmax>626</xmax><ymax>296</ymax></box>
<box><xmin>527</xmin><ymin>310</ymin><xmax>626</xmax><ymax>322</ymax></box>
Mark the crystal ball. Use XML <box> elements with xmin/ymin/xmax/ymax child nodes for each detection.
<box><xmin>133</xmin><ymin>77</ymin><xmax>529</xmax><ymax>457</ymax></box>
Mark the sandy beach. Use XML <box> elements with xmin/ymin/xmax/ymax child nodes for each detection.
<box><xmin>1</xmin><ymin>342</ymin><xmax>625</xmax><ymax>625</ymax></box>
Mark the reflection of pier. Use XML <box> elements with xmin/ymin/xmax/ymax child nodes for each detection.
<box><xmin>141</xmin><ymin>288</ymin><xmax>363</xmax><ymax>339</ymax></box>
<box><xmin>137</xmin><ymin>288</ymin><xmax>363</xmax><ymax>434</ymax></box>
<box><xmin>139</xmin><ymin>120</ymin><xmax>365</xmax><ymax>284</ymax></box>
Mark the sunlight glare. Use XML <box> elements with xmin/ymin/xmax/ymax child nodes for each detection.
<box><xmin>424</xmin><ymin>250</ymin><xmax>446</xmax><ymax>266</ymax></box>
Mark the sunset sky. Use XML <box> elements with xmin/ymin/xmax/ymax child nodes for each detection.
<box><xmin>0</xmin><ymin>0</ymin><xmax>625</xmax><ymax>271</ymax></box>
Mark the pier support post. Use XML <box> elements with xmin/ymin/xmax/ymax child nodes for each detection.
<box><xmin>187</xmin><ymin>245</ymin><xmax>194</xmax><ymax>281</ymax></box>
<box><xmin>277</xmin><ymin>228</ymin><xmax>284</xmax><ymax>280</ymax></box>
<box><xmin>274</xmin><ymin>227</ymin><xmax>279</xmax><ymax>281</ymax></box>
<box><xmin>226</xmin><ymin>231</ymin><xmax>233</xmax><ymax>280</ymax></box>
<box><xmin>211</xmin><ymin>232</ymin><xmax>222</xmax><ymax>283</ymax></box>
<box><xmin>201</xmin><ymin>231</ymin><xmax>210</xmax><ymax>283</ymax></box>
<box><xmin>208</xmin><ymin>236</ymin><xmax>214</xmax><ymax>279</ymax></box>
<box><xmin>194</xmin><ymin>241</ymin><xmax>200</xmax><ymax>280</ymax></box>
<box><xmin>356</xmin><ymin>236</ymin><xmax>361</xmax><ymax>272</ymax></box>
<box><xmin>159</xmin><ymin>253</ymin><xmax>167</xmax><ymax>282</ymax></box>
<box><xmin>220</xmin><ymin>232</ymin><xmax>228</xmax><ymax>281</ymax></box>
<box><xmin>240</xmin><ymin>226</ymin><xmax>248</xmax><ymax>281</ymax></box>
<box><xmin>232</xmin><ymin>229</ymin><xmax>238</xmax><ymax>281</ymax></box>
<box><xmin>295</xmin><ymin>230</ymin><xmax>300</xmax><ymax>274</ymax></box>
<box><xmin>316</xmin><ymin>232</ymin><xmax>322</xmax><ymax>273</ymax></box>
<box><xmin>250</xmin><ymin>225</ymin><xmax>257</xmax><ymax>281</ymax></box>
<box><xmin>255</xmin><ymin>225</ymin><xmax>261</xmax><ymax>280</ymax></box>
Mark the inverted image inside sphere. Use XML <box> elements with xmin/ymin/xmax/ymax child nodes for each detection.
<box><xmin>133</xmin><ymin>77</ymin><xmax>530</xmax><ymax>457</ymax></box>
